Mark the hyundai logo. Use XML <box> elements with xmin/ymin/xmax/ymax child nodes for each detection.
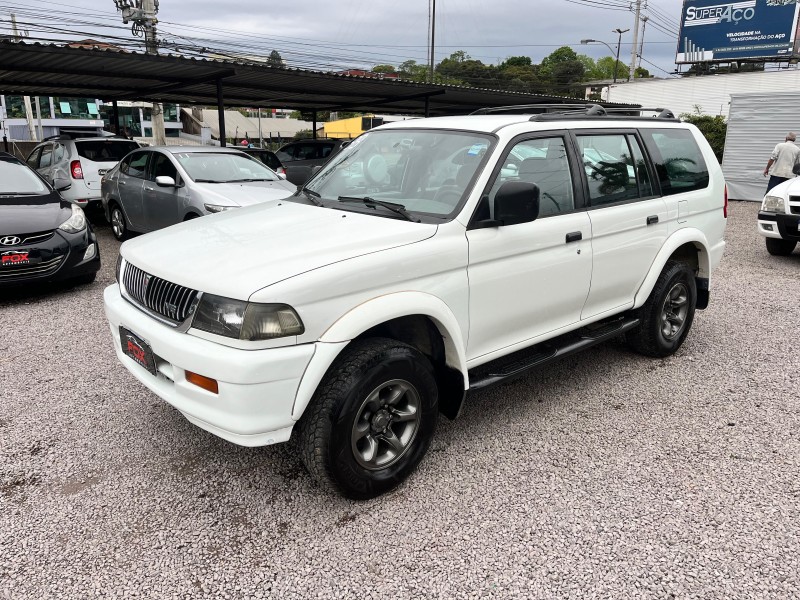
<box><xmin>0</xmin><ymin>236</ymin><xmax>21</xmax><ymax>246</ymax></box>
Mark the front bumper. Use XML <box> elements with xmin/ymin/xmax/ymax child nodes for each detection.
<box><xmin>104</xmin><ymin>284</ymin><xmax>317</xmax><ymax>446</ymax></box>
<box><xmin>0</xmin><ymin>227</ymin><xmax>100</xmax><ymax>287</ymax></box>
<box><xmin>758</xmin><ymin>211</ymin><xmax>800</xmax><ymax>241</ymax></box>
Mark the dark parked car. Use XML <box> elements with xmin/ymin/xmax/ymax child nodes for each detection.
<box><xmin>0</xmin><ymin>152</ymin><xmax>100</xmax><ymax>287</ymax></box>
<box><xmin>239</xmin><ymin>147</ymin><xmax>287</xmax><ymax>177</ymax></box>
<box><xmin>275</xmin><ymin>139</ymin><xmax>347</xmax><ymax>185</ymax></box>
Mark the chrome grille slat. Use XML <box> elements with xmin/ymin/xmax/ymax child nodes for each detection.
<box><xmin>0</xmin><ymin>256</ymin><xmax>63</xmax><ymax>278</ymax></box>
<box><xmin>121</xmin><ymin>262</ymin><xmax>199</xmax><ymax>325</ymax></box>
<box><xmin>0</xmin><ymin>230</ymin><xmax>55</xmax><ymax>247</ymax></box>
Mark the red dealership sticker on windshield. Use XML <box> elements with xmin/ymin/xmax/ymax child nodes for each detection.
<box><xmin>1</xmin><ymin>251</ymin><xmax>30</xmax><ymax>265</ymax></box>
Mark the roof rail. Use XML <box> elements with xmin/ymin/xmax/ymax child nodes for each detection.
<box><xmin>529</xmin><ymin>104</ymin><xmax>678</xmax><ymax>122</ymax></box>
<box><xmin>470</xmin><ymin>103</ymin><xmax>599</xmax><ymax>115</ymax></box>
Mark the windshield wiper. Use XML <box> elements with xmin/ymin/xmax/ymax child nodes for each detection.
<box><xmin>194</xmin><ymin>179</ymin><xmax>225</xmax><ymax>183</ymax></box>
<box><xmin>297</xmin><ymin>188</ymin><xmax>323</xmax><ymax>206</ymax></box>
<box><xmin>227</xmin><ymin>178</ymin><xmax>276</xmax><ymax>182</ymax></box>
<box><xmin>337</xmin><ymin>196</ymin><xmax>421</xmax><ymax>222</ymax></box>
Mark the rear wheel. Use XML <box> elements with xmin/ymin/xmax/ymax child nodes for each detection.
<box><xmin>109</xmin><ymin>204</ymin><xmax>130</xmax><ymax>241</ymax></box>
<box><xmin>299</xmin><ymin>338</ymin><xmax>438</xmax><ymax>499</ymax></box>
<box><xmin>766</xmin><ymin>237</ymin><xmax>797</xmax><ymax>256</ymax></box>
<box><xmin>627</xmin><ymin>260</ymin><xmax>697</xmax><ymax>358</ymax></box>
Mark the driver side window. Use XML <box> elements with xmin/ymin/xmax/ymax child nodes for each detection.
<box><xmin>486</xmin><ymin>137</ymin><xmax>575</xmax><ymax>218</ymax></box>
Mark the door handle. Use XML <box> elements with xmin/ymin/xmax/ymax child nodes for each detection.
<box><xmin>565</xmin><ymin>231</ymin><xmax>582</xmax><ymax>243</ymax></box>
<box><xmin>647</xmin><ymin>215</ymin><xmax>659</xmax><ymax>225</ymax></box>
<box><xmin>144</xmin><ymin>186</ymin><xmax>154</xmax><ymax>191</ymax></box>
<box><xmin>119</xmin><ymin>180</ymin><xmax>126</xmax><ymax>185</ymax></box>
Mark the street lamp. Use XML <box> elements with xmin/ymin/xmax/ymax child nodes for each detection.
<box><xmin>581</xmin><ymin>27</ymin><xmax>629</xmax><ymax>83</ymax></box>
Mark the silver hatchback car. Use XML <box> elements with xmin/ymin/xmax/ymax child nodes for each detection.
<box><xmin>101</xmin><ymin>146</ymin><xmax>296</xmax><ymax>241</ymax></box>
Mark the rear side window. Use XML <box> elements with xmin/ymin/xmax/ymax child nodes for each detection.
<box><xmin>75</xmin><ymin>140</ymin><xmax>139</xmax><ymax>162</ymax></box>
<box><xmin>641</xmin><ymin>129</ymin><xmax>709</xmax><ymax>195</ymax></box>
<box><xmin>576</xmin><ymin>134</ymin><xmax>653</xmax><ymax>206</ymax></box>
<box><xmin>120</xmin><ymin>151</ymin><xmax>149</xmax><ymax>178</ymax></box>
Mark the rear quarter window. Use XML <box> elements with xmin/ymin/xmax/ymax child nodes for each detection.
<box><xmin>641</xmin><ymin>129</ymin><xmax>709</xmax><ymax>195</ymax></box>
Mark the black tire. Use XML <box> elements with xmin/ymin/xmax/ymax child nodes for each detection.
<box><xmin>627</xmin><ymin>260</ymin><xmax>697</xmax><ymax>358</ymax></box>
<box><xmin>298</xmin><ymin>338</ymin><xmax>439</xmax><ymax>500</ymax></box>
<box><xmin>765</xmin><ymin>237</ymin><xmax>797</xmax><ymax>256</ymax></box>
<box><xmin>109</xmin><ymin>203</ymin><xmax>130</xmax><ymax>241</ymax></box>
<box><xmin>184</xmin><ymin>213</ymin><xmax>199</xmax><ymax>221</ymax></box>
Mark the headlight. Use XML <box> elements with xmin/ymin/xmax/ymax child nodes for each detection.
<box><xmin>762</xmin><ymin>195</ymin><xmax>785</xmax><ymax>213</ymax></box>
<box><xmin>192</xmin><ymin>294</ymin><xmax>304</xmax><ymax>341</ymax></box>
<box><xmin>58</xmin><ymin>204</ymin><xmax>87</xmax><ymax>233</ymax></box>
<box><xmin>204</xmin><ymin>204</ymin><xmax>237</xmax><ymax>213</ymax></box>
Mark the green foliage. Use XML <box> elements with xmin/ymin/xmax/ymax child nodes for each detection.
<box><xmin>680</xmin><ymin>109</ymin><xmax>727</xmax><ymax>163</ymax></box>
<box><xmin>372</xmin><ymin>64</ymin><xmax>396</xmax><ymax>73</ymax></box>
<box><xmin>267</xmin><ymin>50</ymin><xmax>284</xmax><ymax>68</ymax></box>
<box><xmin>634</xmin><ymin>66</ymin><xmax>651</xmax><ymax>78</ymax></box>
<box><xmin>293</xmin><ymin>129</ymin><xmax>315</xmax><ymax>140</ymax></box>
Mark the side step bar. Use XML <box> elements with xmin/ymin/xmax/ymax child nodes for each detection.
<box><xmin>468</xmin><ymin>315</ymin><xmax>640</xmax><ymax>391</ymax></box>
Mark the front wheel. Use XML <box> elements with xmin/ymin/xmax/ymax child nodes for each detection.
<box><xmin>627</xmin><ymin>260</ymin><xmax>697</xmax><ymax>358</ymax></box>
<box><xmin>766</xmin><ymin>237</ymin><xmax>797</xmax><ymax>256</ymax></box>
<box><xmin>298</xmin><ymin>338</ymin><xmax>438</xmax><ymax>499</ymax></box>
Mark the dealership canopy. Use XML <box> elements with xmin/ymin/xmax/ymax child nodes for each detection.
<box><xmin>0</xmin><ymin>40</ymin><xmax>636</xmax><ymax>117</ymax></box>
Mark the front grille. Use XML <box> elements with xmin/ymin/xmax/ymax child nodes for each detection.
<box><xmin>789</xmin><ymin>197</ymin><xmax>800</xmax><ymax>215</ymax></box>
<box><xmin>0</xmin><ymin>256</ymin><xmax>63</xmax><ymax>279</ymax></box>
<box><xmin>0</xmin><ymin>231</ymin><xmax>55</xmax><ymax>247</ymax></box>
<box><xmin>122</xmin><ymin>262</ymin><xmax>198</xmax><ymax>324</ymax></box>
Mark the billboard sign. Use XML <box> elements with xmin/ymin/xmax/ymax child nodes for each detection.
<box><xmin>676</xmin><ymin>0</ymin><xmax>800</xmax><ymax>63</ymax></box>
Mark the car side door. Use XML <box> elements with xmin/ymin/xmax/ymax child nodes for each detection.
<box><xmin>466</xmin><ymin>133</ymin><xmax>593</xmax><ymax>362</ymax></box>
<box><xmin>143</xmin><ymin>152</ymin><xmax>183</xmax><ymax>230</ymax></box>
<box><xmin>116</xmin><ymin>150</ymin><xmax>149</xmax><ymax>230</ymax></box>
<box><xmin>574</xmin><ymin>130</ymin><xmax>669</xmax><ymax>320</ymax></box>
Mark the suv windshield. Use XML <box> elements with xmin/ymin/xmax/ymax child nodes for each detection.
<box><xmin>304</xmin><ymin>129</ymin><xmax>493</xmax><ymax>219</ymax></box>
<box><xmin>174</xmin><ymin>152</ymin><xmax>280</xmax><ymax>182</ymax></box>
<box><xmin>75</xmin><ymin>140</ymin><xmax>140</xmax><ymax>162</ymax></box>
<box><xmin>0</xmin><ymin>157</ymin><xmax>49</xmax><ymax>196</ymax></box>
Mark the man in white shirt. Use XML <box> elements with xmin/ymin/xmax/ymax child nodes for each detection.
<box><xmin>763</xmin><ymin>132</ymin><xmax>800</xmax><ymax>192</ymax></box>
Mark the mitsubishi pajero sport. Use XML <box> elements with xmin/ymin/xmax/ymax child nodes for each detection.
<box><xmin>104</xmin><ymin>105</ymin><xmax>728</xmax><ymax>499</ymax></box>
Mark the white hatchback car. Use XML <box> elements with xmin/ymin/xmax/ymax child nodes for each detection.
<box><xmin>104</xmin><ymin>106</ymin><xmax>727</xmax><ymax>499</ymax></box>
<box><xmin>26</xmin><ymin>136</ymin><xmax>140</xmax><ymax>208</ymax></box>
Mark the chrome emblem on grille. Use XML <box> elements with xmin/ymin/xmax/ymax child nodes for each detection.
<box><xmin>0</xmin><ymin>236</ymin><xmax>21</xmax><ymax>246</ymax></box>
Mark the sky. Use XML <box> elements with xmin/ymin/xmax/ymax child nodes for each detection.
<box><xmin>0</xmin><ymin>0</ymin><xmax>688</xmax><ymax>78</ymax></box>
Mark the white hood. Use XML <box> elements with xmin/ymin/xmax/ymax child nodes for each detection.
<box><xmin>196</xmin><ymin>180</ymin><xmax>295</xmax><ymax>207</ymax></box>
<box><xmin>120</xmin><ymin>200</ymin><xmax>437</xmax><ymax>300</ymax></box>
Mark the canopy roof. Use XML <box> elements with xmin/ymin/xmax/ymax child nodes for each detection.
<box><xmin>0</xmin><ymin>41</ymin><xmax>637</xmax><ymax>116</ymax></box>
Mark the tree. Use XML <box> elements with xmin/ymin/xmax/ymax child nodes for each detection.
<box><xmin>398</xmin><ymin>59</ymin><xmax>429</xmax><ymax>82</ymax></box>
<box><xmin>634</xmin><ymin>66</ymin><xmax>651</xmax><ymax>79</ymax></box>
<box><xmin>592</xmin><ymin>56</ymin><xmax>630</xmax><ymax>81</ymax></box>
<box><xmin>267</xmin><ymin>50</ymin><xmax>284</xmax><ymax>68</ymax></box>
<box><xmin>680</xmin><ymin>107</ymin><xmax>727</xmax><ymax>163</ymax></box>
<box><xmin>372</xmin><ymin>64</ymin><xmax>396</xmax><ymax>74</ymax></box>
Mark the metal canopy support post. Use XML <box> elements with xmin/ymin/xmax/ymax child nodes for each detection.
<box><xmin>312</xmin><ymin>111</ymin><xmax>317</xmax><ymax>139</ymax></box>
<box><xmin>216</xmin><ymin>79</ymin><xmax>226</xmax><ymax>147</ymax></box>
<box><xmin>112</xmin><ymin>100</ymin><xmax>120</xmax><ymax>135</ymax></box>
<box><xmin>425</xmin><ymin>97</ymin><xmax>430</xmax><ymax>117</ymax></box>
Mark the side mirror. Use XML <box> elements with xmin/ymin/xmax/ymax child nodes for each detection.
<box><xmin>494</xmin><ymin>181</ymin><xmax>540</xmax><ymax>226</ymax></box>
<box><xmin>311</xmin><ymin>165</ymin><xmax>322</xmax><ymax>176</ymax></box>
<box><xmin>53</xmin><ymin>175</ymin><xmax>71</xmax><ymax>192</ymax></box>
<box><xmin>278</xmin><ymin>172</ymin><xmax>287</xmax><ymax>180</ymax></box>
<box><xmin>155</xmin><ymin>175</ymin><xmax>176</xmax><ymax>187</ymax></box>
<box><xmin>793</xmin><ymin>163</ymin><xmax>800</xmax><ymax>176</ymax></box>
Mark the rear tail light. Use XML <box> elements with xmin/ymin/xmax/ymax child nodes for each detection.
<box><xmin>723</xmin><ymin>184</ymin><xmax>728</xmax><ymax>218</ymax></box>
<box><xmin>70</xmin><ymin>160</ymin><xmax>84</xmax><ymax>180</ymax></box>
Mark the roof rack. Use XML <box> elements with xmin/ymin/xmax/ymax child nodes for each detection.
<box><xmin>528</xmin><ymin>104</ymin><xmax>677</xmax><ymax>122</ymax></box>
<box><xmin>470</xmin><ymin>103</ymin><xmax>677</xmax><ymax>121</ymax></box>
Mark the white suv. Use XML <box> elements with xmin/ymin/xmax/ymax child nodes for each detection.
<box><xmin>104</xmin><ymin>106</ymin><xmax>727</xmax><ymax>498</ymax></box>
<box><xmin>26</xmin><ymin>136</ymin><xmax>140</xmax><ymax>208</ymax></box>
<box><xmin>757</xmin><ymin>165</ymin><xmax>800</xmax><ymax>256</ymax></box>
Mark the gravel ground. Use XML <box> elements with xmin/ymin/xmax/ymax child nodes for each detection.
<box><xmin>1</xmin><ymin>201</ymin><xmax>799</xmax><ymax>599</ymax></box>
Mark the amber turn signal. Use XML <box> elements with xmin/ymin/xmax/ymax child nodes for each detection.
<box><xmin>185</xmin><ymin>371</ymin><xmax>219</xmax><ymax>394</ymax></box>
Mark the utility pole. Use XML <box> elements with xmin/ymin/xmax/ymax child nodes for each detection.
<box><xmin>115</xmin><ymin>0</ymin><xmax>166</xmax><ymax>144</ymax></box>
<box><xmin>638</xmin><ymin>16</ymin><xmax>649</xmax><ymax>70</ymax></box>
<box><xmin>629</xmin><ymin>0</ymin><xmax>642</xmax><ymax>81</ymax></box>
<box><xmin>11</xmin><ymin>14</ymin><xmax>38</xmax><ymax>141</ymax></box>
<box><xmin>428</xmin><ymin>0</ymin><xmax>436</xmax><ymax>83</ymax></box>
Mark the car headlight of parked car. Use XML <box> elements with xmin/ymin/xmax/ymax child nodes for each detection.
<box><xmin>762</xmin><ymin>195</ymin><xmax>786</xmax><ymax>213</ymax></box>
<box><xmin>192</xmin><ymin>293</ymin><xmax>305</xmax><ymax>341</ymax></box>
<box><xmin>58</xmin><ymin>204</ymin><xmax>87</xmax><ymax>233</ymax></box>
<box><xmin>204</xmin><ymin>204</ymin><xmax>238</xmax><ymax>213</ymax></box>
